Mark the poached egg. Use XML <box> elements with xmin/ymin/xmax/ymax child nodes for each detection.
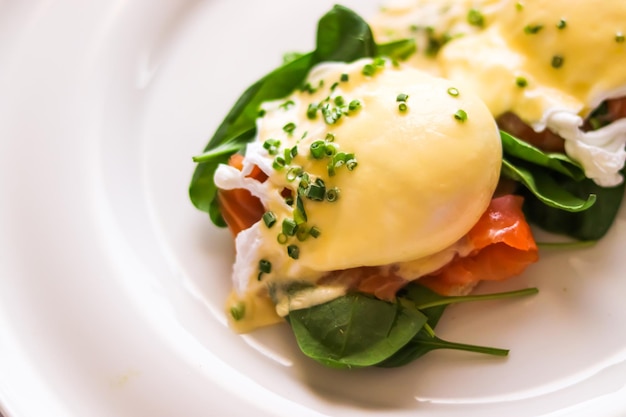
<box><xmin>215</xmin><ymin>58</ymin><xmax>502</xmax><ymax>330</ymax></box>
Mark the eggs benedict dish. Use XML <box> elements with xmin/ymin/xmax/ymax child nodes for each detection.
<box><xmin>212</xmin><ymin>58</ymin><xmax>537</xmax><ymax>332</ymax></box>
<box><xmin>372</xmin><ymin>0</ymin><xmax>626</xmax><ymax>187</ymax></box>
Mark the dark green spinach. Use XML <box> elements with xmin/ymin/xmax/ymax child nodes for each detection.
<box><xmin>521</xmin><ymin>170</ymin><xmax>626</xmax><ymax>240</ymax></box>
<box><xmin>287</xmin><ymin>284</ymin><xmax>537</xmax><ymax>369</ymax></box>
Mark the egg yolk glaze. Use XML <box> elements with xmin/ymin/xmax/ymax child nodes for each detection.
<box><xmin>214</xmin><ymin>59</ymin><xmax>510</xmax><ymax>330</ymax></box>
<box><xmin>372</xmin><ymin>0</ymin><xmax>626</xmax><ymax>187</ymax></box>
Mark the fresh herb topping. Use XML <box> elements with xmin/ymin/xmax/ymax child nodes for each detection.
<box><xmin>348</xmin><ymin>99</ymin><xmax>362</xmax><ymax>112</ymax></box>
<box><xmin>447</xmin><ymin>87</ymin><xmax>460</xmax><ymax>98</ymax></box>
<box><xmin>280</xmin><ymin>100</ymin><xmax>295</xmax><ymax>110</ymax></box>
<box><xmin>524</xmin><ymin>24</ymin><xmax>543</xmax><ymax>34</ymax></box>
<box><xmin>258</xmin><ymin>259</ymin><xmax>272</xmax><ymax>281</ymax></box>
<box><xmin>362</xmin><ymin>57</ymin><xmax>386</xmax><ymax>77</ymax></box>
<box><xmin>263</xmin><ymin>138</ymin><xmax>281</xmax><ymax>155</ymax></box>
<box><xmin>326</xmin><ymin>187</ymin><xmax>340</xmax><ymax>202</ymax></box>
<box><xmin>273</xmin><ymin>156</ymin><xmax>286</xmax><ymax>170</ymax></box>
<box><xmin>287</xmin><ymin>244</ymin><xmax>300</xmax><ymax>259</ymax></box>
<box><xmin>229</xmin><ymin>302</ymin><xmax>246</xmax><ymax>321</ymax></box>
<box><xmin>259</xmin><ymin>259</ymin><xmax>272</xmax><ymax>273</ymax></box>
<box><xmin>310</xmin><ymin>140</ymin><xmax>326</xmax><ymax>159</ymax></box>
<box><xmin>556</xmin><ymin>18</ymin><xmax>567</xmax><ymax>30</ymax></box>
<box><xmin>454</xmin><ymin>109</ymin><xmax>468</xmax><ymax>122</ymax></box>
<box><xmin>396</xmin><ymin>93</ymin><xmax>409</xmax><ymax>112</ymax></box>
<box><xmin>300</xmin><ymin>79</ymin><xmax>324</xmax><ymax>94</ymax></box>
<box><xmin>282</xmin><ymin>218</ymin><xmax>298</xmax><ymax>236</ymax></box>
<box><xmin>262</xmin><ymin>211</ymin><xmax>277</xmax><ymax>228</ymax></box>
<box><xmin>307</xmin><ymin>103</ymin><xmax>318</xmax><ymax>119</ymax></box>
<box><xmin>309</xmin><ymin>226</ymin><xmax>321</xmax><ymax>238</ymax></box>
<box><xmin>277</xmin><ymin>233</ymin><xmax>288</xmax><ymax>244</ymax></box>
<box><xmin>467</xmin><ymin>8</ymin><xmax>485</xmax><ymax>28</ymax></box>
<box><xmin>362</xmin><ymin>63</ymin><xmax>377</xmax><ymax>77</ymax></box>
<box><xmin>515</xmin><ymin>1</ymin><xmax>524</xmax><ymax>11</ymax></box>
<box><xmin>340</xmin><ymin>73</ymin><xmax>349</xmax><ymax>82</ymax></box>
<box><xmin>616</xmin><ymin>32</ymin><xmax>625</xmax><ymax>43</ymax></box>
<box><xmin>396</xmin><ymin>93</ymin><xmax>409</xmax><ymax>102</ymax></box>
<box><xmin>551</xmin><ymin>55</ymin><xmax>564</xmax><ymax>68</ymax></box>
<box><xmin>283</xmin><ymin>122</ymin><xmax>296</xmax><ymax>135</ymax></box>
<box><xmin>305</xmin><ymin>181</ymin><xmax>326</xmax><ymax>201</ymax></box>
<box><xmin>515</xmin><ymin>76</ymin><xmax>528</xmax><ymax>88</ymax></box>
<box><xmin>333</xmin><ymin>95</ymin><xmax>345</xmax><ymax>106</ymax></box>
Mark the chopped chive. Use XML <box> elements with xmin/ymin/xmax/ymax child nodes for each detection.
<box><xmin>321</xmin><ymin>105</ymin><xmax>342</xmax><ymax>125</ymax></box>
<box><xmin>280</xmin><ymin>99</ymin><xmax>295</xmax><ymax>110</ymax></box>
<box><xmin>295</xmin><ymin>196</ymin><xmax>307</xmax><ymax>224</ymax></box>
<box><xmin>340</xmin><ymin>73</ymin><xmax>349</xmax><ymax>82</ymax></box>
<box><xmin>286</xmin><ymin>166</ymin><xmax>303</xmax><ymax>181</ymax></box>
<box><xmin>326</xmin><ymin>187</ymin><xmax>340</xmax><ymax>202</ymax></box>
<box><xmin>515</xmin><ymin>76</ymin><xmax>528</xmax><ymax>87</ymax></box>
<box><xmin>296</xmin><ymin>226</ymin><xmax>310</xmax><ymax>242</ymax></box>
<box><xmin>396</xmin><ymin>93</ymin><xmax>409</xmax><ymax>102</ymax></box>
<box><xmin>334</xmin><ymin>95</ymin><xmax>345</xmax><ymax>106</ymax></box>
<box><xmin>454</xmin><ymin>109</ymin><xmax>468</xmax><ymax>122</ymax></box>
<box><xmin>551</xmin><ymin>55</ymin><xmax>564</xmax><ymax>68</ymax></box>
<box><xmin>277</xmin><ymin>233</ymin><xmax>288</xmax><ymax>244</ymax></box>
<box><xmin>287</xmin><ymin>245</ymin><xmax>300</xmax><ymax>259</ymax></box>
<box><xmin>306</xmin><ymin>103</ymin><xmax>318</xmax><ymax>119</ymax></box>
<box><xmin>515</xmin><ymin>1</ymin><xmax>524</xmax><ymax>11</ymax></box>
<box><xmin>310</xmin><ymin>140</ymin><xmax>326</xmax><ymax>159</ymax></box>
<box><xmin>306</xmin><ymin>183</ymin><xmax>326</xmax><ymax>201</ymax></box>
<box><xmin>330</xmin><ymin>81</ymin><xmax>339</xmax><ymax>91</ymax></box>
<box><xmin>259</xmin><ymin>259</ymin><xmax>272</xmax><ymax>274</ymax></box>
<box><xmin>309</xmin><ymin>226</ymin><xmax>321</xmax><ymax>238</ymax></box>
<box><xmin>298</xmin><ymin>172</ymin><xmax>310</xmax><ymax>189</ymax></box>
<box><xmin>374</xmin><ymin>57</ymin><xmax>386</xmax><ymax>67</ymax></box>
<box><xmin>258</xmin><ymin>109</ymin><xmax>266</xmax><ymax>118</ymax></box>
<box><xmin>324</xmin><ymin>143</ymin><xmax>337</xmax><ymax>157</ymax></box>
<box><xmin>362</xmin><ymin>63</ymin><xmax>376</xmax><ymax>76</ymax></box>
<box><xmin>263</xmin><ymin>139</ymin><xmax>280</xmax><ymax>155</ymax></box>
<box><xmin>447</xmin><ymin>87</ymin><xmax>460</xmax><ymax>97</ymax></box>
<box><xmin>398</xmin><ymin>103</ymin><xmax>408</xmax><ymax>112</ymax></box>
<box><xmin>283</xmin><ymin>122</ymin><xmax>296</xmax><ymax>135</ymax></box>
<box><xmin>346</xmin><ymin>158</ymin><xmax>358</xmax><ymax>171</ymax></box>
<box><xmin>283</xmin><ymin>148</ymin><xmax>292</xmax><ymax>165</ymax></box>
<box><xmin>262</xmin><ymin>211</ymin><xmax>277</xmax><ymax>228</ymax></box>
<box><xmin>556</xmin><ymin>18</ymin><xmax>567</xmax><ymax>30</ymax></box>
<box><xmin>348</xmin><ymin>99</ymin><xmax>361</xmax><ymax>112</ymax></box>
<box><xmin>230</xmin><ymin>302</ymin><xmax>246</xmax><ymax>321</ymax></box>
<box><xmin>273</xmin><ymin>156</ymin><xmax>286</xmax><ymax>170</ymax></box>
<box><xmin>524</xmin><ymin>24</ymin><xmax>543</xmax><ymax>34</ymax></box>
<box><xmin>467</xmin><ymin>8</ymin><xmax>485</xmax><ymax>28</ymax></box>
<box><xmin>282</xmin><ymin>218</ymin><xmax>298</xmax><ymax>236</ymax></box>
<box><xmin>325</xmin><ymin>133</ymin><xmax>335</xmax><ymax>142</ymax></box>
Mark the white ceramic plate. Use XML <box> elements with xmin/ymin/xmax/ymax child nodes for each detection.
<box><xmin>1</xmin><ymin>1</ymin><xmax>626</xmax><ymax>416</ymax></box>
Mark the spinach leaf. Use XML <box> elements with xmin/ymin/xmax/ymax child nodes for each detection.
<box><xmin>189</xmin><ymin>53</ymin><xmax>315</xmax><ymax>216</ymax></box>
<box><xmin>501</xmin><ymin>158</ymin><xmax>596</xmax><ymax>212</ymax></box>
<box><xmin>377</xmin><ymin>331</ymin><xmax>509</xmax><ymax>368</ymax></box>
<box><xmin>287</xmin><ymin>284</ymin><xmax>538</xmax><ymax>369</ymax></box>
<box><xmin>377</xmin><ymin>284</ymin><xmax>536</xmax><ymax>368</ymax></box>
<box><xmin>312</xmin><ymin>4</ymin><xmax>377</xmax><ymax>62</ymax></box>
<box><xmin>500</xmin><ymin>131</ymin><xmax>585</xmax><ymax>180</ymax></box>
<box><xmin>522</xmin><ymin>171</ymin><xmax>626</xmax><ymax>240</ymax></box>
<box><xmin>288</xmin><ymin>293</ymin><xmax>427</xmax><ymax>368</ymax></box>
